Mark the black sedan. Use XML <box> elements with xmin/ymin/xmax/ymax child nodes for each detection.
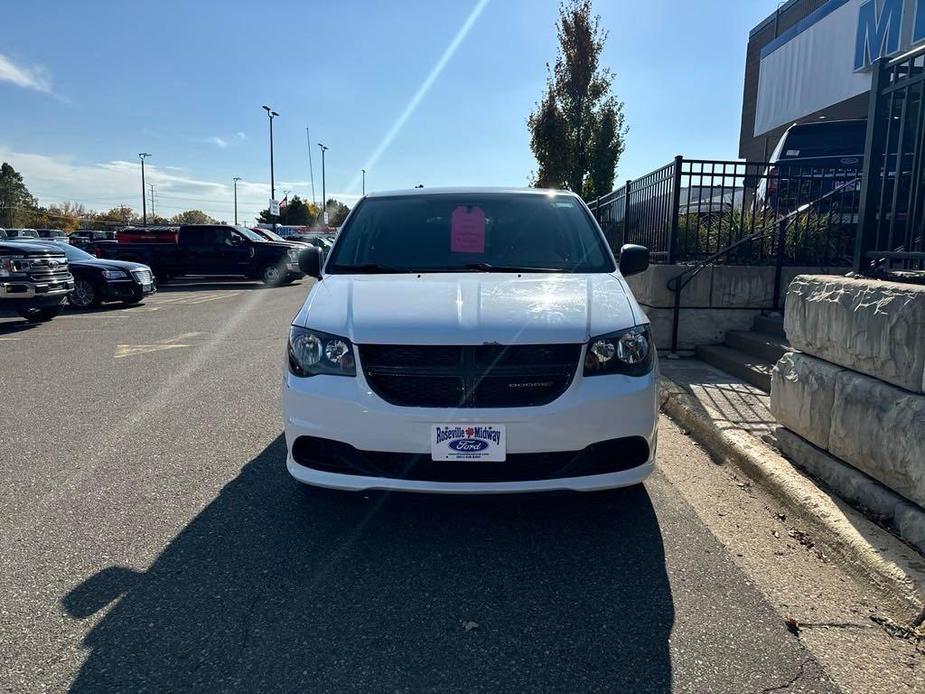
<box><xmin>23</xmin><ymin>241</ymin><xmax>156</xmax><ymax>308</ymax></box>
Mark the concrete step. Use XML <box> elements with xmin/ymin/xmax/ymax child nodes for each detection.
<box><xmin>725</xmin><ymin>330</ymin><xmax>790</xmax><ymax>364</ymax></box>
<box><xmin>695</xmin><ymin>344</ymin><xmax>774</xmax><ymax>392</ymax></box>
<box><xmin>753</xmin><ymin>314</ymin><xmax>785</xmax><ymax>337</ymax></box>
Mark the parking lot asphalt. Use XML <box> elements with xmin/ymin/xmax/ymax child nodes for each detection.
<box><xmin>0</xmin><ymin>280</ymin><xmax>916</xmax><ymax>693</ymax></box>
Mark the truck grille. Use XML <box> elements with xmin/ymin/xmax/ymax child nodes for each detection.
<box><xmin>26</xmin><ymin>257</ymin><xmax>71</xmax><ymax>283</ymax></box>
<box><xmin>359</xmin><ymin>344</ymin><xmax>581</xmax><ymax>408</ymax></box>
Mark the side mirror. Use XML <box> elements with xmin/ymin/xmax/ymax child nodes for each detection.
<box><xmin>230</xmin><ymin>234</ymin><xmax>243</xmax><ymax>246</ymax></box>
<box><xmin>619</xmin><ymin>244</ymin><xmax>649</xmax><ymax>277</ymax></box>
<box><xmin>299</xmin><ymin>246</ymin><xmax>323</xmax><ymax>279</ymax></box>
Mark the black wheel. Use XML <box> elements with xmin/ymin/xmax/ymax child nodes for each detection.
<box><xmin>17</xmin><ymin>305</ymin><xmax>63</xmax><ymax>323</ymax></box>
<box><xmin>68</xmin><ymin>279</ymin><xmax>100</xmax><ymax>309</ymax></box>
<box><xmin>261</xmin><ymin>263</ymin><xmax>285</xmax><ymax>286</ymax></box>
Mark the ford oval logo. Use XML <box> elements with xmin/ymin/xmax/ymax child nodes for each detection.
<box><xmin>448</xmin><ymin>439</ymin><xmax>489</xmax><ymax>452</ymax></box>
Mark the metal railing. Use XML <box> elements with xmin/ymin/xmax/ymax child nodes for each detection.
<box><xmin>588</xmin><ymin>156</ymin><xmax>861</xmax><ymax>267</ymax></box>
<box><xmin>665</xmin><ymin>175</ymin><xmax>862</xmax><ymax>353</ymax></box>
<box><xmin>857</xmin><ymin>46</ymin><xmax>925</xmax><ymax>274</ymax></box>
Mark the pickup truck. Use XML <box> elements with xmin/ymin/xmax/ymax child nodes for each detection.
<box><xmin>93</xmin><ymin>224</ymin><xmax>304</xmax><ymax>285</ymax></box>
<box><xmin>0</xmin><ymin>241</ymin><xmax>74</xmax><ymax>322</ymax></box>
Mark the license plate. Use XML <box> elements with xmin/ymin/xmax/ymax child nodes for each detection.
<box><xmin>431</xmin><ymin>424</ymin><xmax>506</xmax><ymax>462</ymax></box>
<box><xmin>142</xmin><ymin>283</ymin><xmax>153</xmax><ymax>292</ymax></box>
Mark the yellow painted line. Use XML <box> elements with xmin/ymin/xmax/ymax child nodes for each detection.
<box><xmin>114</xmin><ymin>343</ymin><xmax>190</xmax><ymax>358</ymax></box>
<box><xmin>0</xmin><ymin>337</ymin><xmax>22</xmax><ymax>341</ymax></box>
<box><xmin>113</xmin><ymin>332</ymin><xmax>203</xmax><ymax>358</ymax></box>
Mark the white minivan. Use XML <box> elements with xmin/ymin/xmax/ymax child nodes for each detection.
<box><xmin>282</xmin><ymin>188</ymin><xmax>657</xmax><ymax>494</ymax></box>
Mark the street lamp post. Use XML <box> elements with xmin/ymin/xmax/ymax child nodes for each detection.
<box><xmin>318</xmin><ymin>143</ymin><xmax>329</xmax><ymax>225</ymax></box>
<box><xmin>362</xmin><ymin>168</ymin><xmax>366</xmax><ymax>196</ymax></box>
<box><xmin>232</xmin><ymin>177</ymin><xmax>242</xmax><ymax>225</ymax></box>
<box><xmin>138</xmin><ymin>153</ymin><xmax>151</xmax><ymax>228</ymax></box>
<box><xmin>262</xmin><ymin>106</ymin><xmax>279</xmax><ymax>229</ymax></box>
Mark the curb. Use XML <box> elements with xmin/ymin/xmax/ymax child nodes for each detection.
<box><xmin>659</xmin><ymin>375</ymin><xmax>925</xmax><ymax>621</ymax></box>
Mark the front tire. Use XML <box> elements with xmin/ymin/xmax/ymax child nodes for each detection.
<box><xmin>17</xmin><ymin>305</ymin><xmax>63</xmax><ymax>323</ymax></box>
<box><xmin>68</xmin><ymin>279</ymin><xmax>100</xmax><ymax>309</ymax></box>
<box><xmin>261</xmin><ymin>263</ymin><xmax>285</xmax><ymax>286</ymax></box>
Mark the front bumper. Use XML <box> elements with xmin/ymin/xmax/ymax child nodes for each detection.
<box><xmin>282</xmin><ymin>365</ymin><xmax>658</xmax><ymax>493</ymax></box>
<box><xmin>98</xmin><ymin>279</ymin><xmax>156</xmax><ymax>301</ymax></box>
<box><xmin>0</xmin><ymin>278</ymin><xmax>73</xmax><ymax>299</ymax></box>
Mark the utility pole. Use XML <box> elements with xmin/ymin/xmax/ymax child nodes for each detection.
<box><xmin>148</xmin><ymin>183</ymin><xmax>156</xmax><ymax>220</ymax></box>
<box><xmin>138</xmin><ymin>153</ymin><xmax>151</xmax><ymax>228</ymax></box>
<box><xmin>262</xmin><ymin>106</ymin><xmax>279</xmax><ymax>229</ymax></box>
<box><xmin>362</xmin><ymin>169</ymin><xmax>366</xmax><ymax>196</ymax></box>
<box><xmin>317</xmin><ymin>143</ymin><xmax>328</xmax><ymax>225</ymax></box>
<box><xmin>233</xmin><ymin>177</ymin><xmax>241</xmax><ymax>225</ymax></box>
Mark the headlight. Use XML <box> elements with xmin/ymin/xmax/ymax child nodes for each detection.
<box><xmin>102</xmin><ymin>269</ymin><xmax>129</xmax><ymax>280</ymax></box>
<box><xmin>288</xmin><ymin>326</ymin><xmax>356</xmax><ymax>377</ymax></box>
<box><xmin>0</xmin><ymin>256</ymin><xmax>30</xmax><ymax>277</ymax></box>
<box><xmin>288</xmin><ymin>249</ymin><xmax>300</xmax><ymax>262</ymax></box>
<box><xmin>584</xmin><ymin>325</ymin><xmax>653</xmax><ymax>377</ymax></box>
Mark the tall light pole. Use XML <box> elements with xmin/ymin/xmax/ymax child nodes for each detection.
<box><xmin>317</xmin><ymin>143</ymin><xmax>328</xmax><ymax>225</ymax></box>
<box><xmin>362</xmin><ymin>168</ymin><xmax>366</xmax><ymax>196</ymax></box>
<box><xmin>138</xmin><ymin>153</ymin><xmax>151</xmax><ymax>228</ymax></box>
<box><xmin>232</xmin><ymin>177</ymin><xmax>242</xmax><ymax>225</ymax></box>
<box><xmin>262</xmin><ymin>106</ymin><xmax>279</xmax><ymax>228</ymax></box>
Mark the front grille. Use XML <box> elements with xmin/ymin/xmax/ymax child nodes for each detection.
<box><xmin>291</xmin><ymin>435</ymin><xmax>650</xmax><ymax>482</ymax></box>
<box><xmin>26</xmin><ymin>256</ymin><xmax>70</xmax><ymax>284</ymax></box>
<box><xmin>132</xmin><ymin>269</ymin><xmax>153</xmax><ymax>284</ymax></box>
<box><xmin>359</xmin><ymin>344</ymin><xmax>582</xmax><ymax>408</ymax></box>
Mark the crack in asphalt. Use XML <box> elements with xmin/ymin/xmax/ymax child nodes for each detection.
<box><xmin>757</xmin><ymin>658</ymin><xmax>811</xmax><ymax>693</ymax></box>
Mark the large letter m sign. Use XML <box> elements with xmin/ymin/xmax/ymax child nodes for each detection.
<box><xmin>855</xmin><ymin>0</ymin><xmax>903</xmax><ymax>70</ymax></box>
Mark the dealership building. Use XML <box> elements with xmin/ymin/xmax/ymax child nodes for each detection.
<box><xmin>740</xmin><ymin>0</ymin><xmax>925</xmax><ymax>161</ymax></box>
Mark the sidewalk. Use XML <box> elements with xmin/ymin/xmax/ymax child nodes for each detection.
<box><xmin>659</xmin><ymin>357</ymin><xmax>925</xmax><ymax>620</ymax></box>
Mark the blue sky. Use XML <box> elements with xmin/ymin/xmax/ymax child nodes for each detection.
<box><xmin>0</xmin><ymin>0</ymin><xmax>779</xmax><ymax>223</ymax></box>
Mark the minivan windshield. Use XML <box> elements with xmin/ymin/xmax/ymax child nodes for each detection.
<box><xmin>326</xmin><ymin>193</ymin><xmax>613</xmax><ymax>274</ymax></box>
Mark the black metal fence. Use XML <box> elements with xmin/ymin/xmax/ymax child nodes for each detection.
<box><xmin>857</xmin><ymin>46</ymin><xmax>925</xmax><ymax>274</ymax></box>
<box><xmin>588</xmin><ymin>156</ymin><xmax>861</xmax><ymax>267</ymax></box>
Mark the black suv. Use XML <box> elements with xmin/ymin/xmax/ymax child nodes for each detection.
<box><xmin>0</xmin><ymin>241</ymin><xmax>74</xmax><ymax>322</ymax></box>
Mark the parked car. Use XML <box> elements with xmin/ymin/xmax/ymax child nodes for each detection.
<box><xmin>758</xmin><ymin>119</ymin><xmax>866</xmax><ymax>211</ymax></box>
<box><xmin>35</xmin><ymin>229</ymin><xmax>68</xmax><ymax>241</ymax></box>
<box><xmin>69</xmin><ymin>230</ymin><xmax>111</xmax><ymax>249</ymax></box>
<box><xmin>28</xmin><ymin>241</ymin><xmax>156</xmax><ymax>308</ymax></box>
<box><xmin>0</xmin><ymin>240</ymin><xmax>74</xmax><ymax>322</ymax></box>
<box><xmin>5</xmin><ymin>228</ymin><xmax>39</xmax><ymax>239</ymax></box>
<box><xmin>0</xmin><ymin>229</ymin><xmax>6</xmax><ymax>239</ymax></box>
<box><xmin>250</xmin><ymin>226</ymin><xmax>310</xmax><ymax>249</ymax></box>
<box><xmin>282</xmin><ymin>187</ymin><xmax>656</xmax><ymax>494</ymax></box>
<box><xmin>94</xmin><ymin>224</ymin><xmax>304</xmax><ymax>285</ymax></box>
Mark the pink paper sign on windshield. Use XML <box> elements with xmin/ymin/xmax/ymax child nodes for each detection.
<box><xmin>450</xmin><ymin>205</ymin><xmax>486</xmax><ymax>253</ymax></box>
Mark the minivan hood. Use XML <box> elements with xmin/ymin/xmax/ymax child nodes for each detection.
<box><xmin>294</xmin><ymin>273</ymin><xmax>644</xmax><ymax>345</ymax></box>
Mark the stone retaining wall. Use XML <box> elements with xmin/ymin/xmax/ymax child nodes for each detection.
<box><xmin>771</xmin><ymin>275</ymin><xmax>925</xmax><ymax>514</ymax></box>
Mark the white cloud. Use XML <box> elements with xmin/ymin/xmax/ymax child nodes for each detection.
<box><xmin>0</xmin><ymin>147</ymin><xmax>361</xmax><ymax>223</ymax></box>
<box><xmin>203</xmin><ymin>136</ymin><xmax>228</xmax><ymax>149</ymax></box>
<box><xmin>236</xmin><ymin>132</ymin><xmax>247</xmax><ymax>141</ymax></box>
<box><xmin>0</xmin><ymin>53</ymin><xmax>52</xmax><ymax>94</ymax></box>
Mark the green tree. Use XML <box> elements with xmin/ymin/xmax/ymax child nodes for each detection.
<box><xmin>0</xmin><ymin>162</ymin><xmax>38</xmax><ymax>227</ymax></box>
<box><xmin>527</xmin><ymin>0</ymin><xmax>626</xmax><ymax>200</ymax></box>
<box><xmin>325</xmin><ymin>198</ymin><xmax>350</xmax><ymax>227</ymax></box>
<box><xmin>257</xmin><ymin>195</ymin><xmax>319</xmax><ymax>226</ymax></box>
<box><xmin>170</xmin><ymin>209</ymin><xmax>215</xmax><ymax>225</ymax></box>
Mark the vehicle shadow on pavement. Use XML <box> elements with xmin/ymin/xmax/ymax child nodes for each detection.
<box><xmin>63</xmin><ymin>436</ymin><xmax>675</xmax><ymax>692</ymax></box>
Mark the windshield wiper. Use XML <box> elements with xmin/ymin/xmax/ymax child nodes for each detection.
<box><xmin>464</xmin><ymin>263</ymin><xmax>561</xmax><ymax>273</ymax></box>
